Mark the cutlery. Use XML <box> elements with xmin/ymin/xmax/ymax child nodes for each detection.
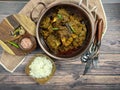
<box><xmin>81</xmin><ymin>18</ymin><xmax>103</xmax><ymax>75</ymax></box>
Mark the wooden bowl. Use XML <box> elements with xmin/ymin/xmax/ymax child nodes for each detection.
<box><xmin>25</xmin><ymin>54</ymin><xmax>56</xmax><ymax>84</ymax></box>
<box><xmin>18</xmin><ymin>35</ymin><xmax>37</xmax><ymax>53</ymax></box>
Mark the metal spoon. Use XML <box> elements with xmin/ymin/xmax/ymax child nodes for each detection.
<box><xmin>81</xmin><ymin>18</ymin><xmax>104</xmax><ymax>75</ymax></box>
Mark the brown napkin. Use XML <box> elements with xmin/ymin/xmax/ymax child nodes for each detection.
<box><xmin>0</xmin><ymin>0</ymin><xmax>107</xmax><ymax>73</ymax></box>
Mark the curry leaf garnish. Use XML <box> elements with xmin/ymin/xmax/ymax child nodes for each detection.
<box><xmin>65</xmin><ymin>23</ymin><xmax>76</xmax><ymax>33</ymax></box>
<box><xmin>57</xmin><ymin>14</ymin><xmax>63</xmax><ymax>20</ymax></box>
<box><xmin>70</xmin><ymin>24</ymin><xmax>76</xmax><ymax>33</ymax></box>
<box><xmin>52</xmin><ymin>28</ymin><xmax>59</xmax><ymax>30</ymax></box>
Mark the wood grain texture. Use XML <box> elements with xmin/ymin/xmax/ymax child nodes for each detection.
<box><xmin>0</xmin><ymin>1</ymin><xmax>27</xmax><ymax>15</ymax></box>
<box><xmin>0</xmin><ymin>1</ymin><xmax>120</xmax><ymax>90</ymax></box>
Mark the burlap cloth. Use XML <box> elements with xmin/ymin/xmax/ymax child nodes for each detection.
<box><xmin>0</xmin><ymin>0</ymin><xmax>107</xmax><ymax>73</ymax></box>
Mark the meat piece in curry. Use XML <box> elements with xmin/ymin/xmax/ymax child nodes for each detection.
<box><xmin>40</xmin><ymin>8</ymin><xmax>87</xmax><ymax>54</ymax></box>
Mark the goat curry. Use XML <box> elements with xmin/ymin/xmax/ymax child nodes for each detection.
<box><xmin>40</xmin><ymin>8</ymin><xmax>87</xmax><ymax>54</ymax></box>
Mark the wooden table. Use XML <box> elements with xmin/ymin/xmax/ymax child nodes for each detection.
<box><xmin>0</xmin><ymin>0</ymin><xmax>120</xmax><ymax>90</ymax></box>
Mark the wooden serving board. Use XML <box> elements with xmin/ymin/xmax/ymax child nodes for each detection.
<box><xmin>0</xmin><ymin>14</ymin><xmax>36</xmax><ymax>55</ymax></box>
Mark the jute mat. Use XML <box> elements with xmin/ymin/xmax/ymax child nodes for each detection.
<box><xmin>0</xmin><ymin>0</ymin><xmax>107</xmax><ymax>73</ymax></box>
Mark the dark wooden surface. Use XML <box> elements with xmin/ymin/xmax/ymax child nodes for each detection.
<box><xmin>0</xmin><ymin>0</ymin><xmax>120</xmax><ymax>90</ymax></box>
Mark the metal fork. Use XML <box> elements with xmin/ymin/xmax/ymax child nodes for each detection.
<box><xmin>81</xmin><ymin>18</ymin><xmax>103</xmax><ymax>75</ymax></box>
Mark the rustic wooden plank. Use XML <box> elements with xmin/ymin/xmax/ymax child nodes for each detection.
<box><xmin>0</xmin><ymin>75</ymin><xmax>120</xmax><ymax>85</ymax></box>
<box><xmin>102</xmin><ymin>0</ymin><xmax>120</xmax><ymax>3</ymax></box>
<box><xmin>0</xmin><ymin>54</ymin><xmax>119</xmax><ymax>75</ymax></box>
<box><xmin>103</xmin><ymin>4</ymin><xmax>120</xmax><ymax>17</ymax></box>
<box><xmin>0</xmin><ymin>1</ymin><xmax>26</xmax><ymax>15</ymax></box>
<box><xmin>0</xmin><ymin>3</ymin><xmax>119</xmax><ymax>17</ymax></box>
<box><xmin>0</xmin><ymin>84</ymin><xmax>119</xmax><ymax>90</ymax></box>
<box><xmin>101</xmin><ymin>30</ymin><xmax>120</xmax><ymax>54</ymax></box>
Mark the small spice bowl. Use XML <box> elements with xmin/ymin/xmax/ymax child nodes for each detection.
<box><xmin>25</xmin><ymin>54</ymin><xmax>56</xmax><ymax>84</ymax></box>
<box><xmin>18</xmin><ymin>35</ymin><xmax>37</xmax><ymax>53</ymax></box>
